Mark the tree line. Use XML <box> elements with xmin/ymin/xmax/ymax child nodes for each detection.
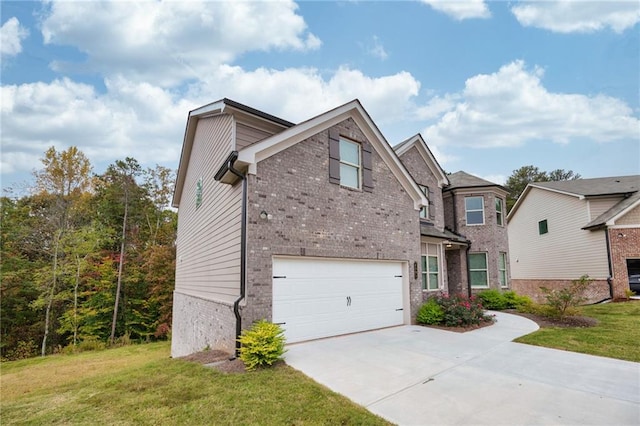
<box><xmin>1</xmin><ymin>147</ymin><xmax>176</xmax><ymax>360</ymax></box>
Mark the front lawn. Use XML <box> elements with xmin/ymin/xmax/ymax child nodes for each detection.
<box><xmin>514</xmin><ymin>301</ymin><xmax>640</xmax><ymax>362</ymax></box>
<box><xmin>1</xmin><ymin>342</ymin><xmax>390</xmax><ymax>425</ymax></box>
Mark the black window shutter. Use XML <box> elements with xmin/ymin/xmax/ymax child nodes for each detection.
<box><xmin>427</xmin><ymin>187</ymin><xmax>436</xmax><ymax>219</ymax></box>
<box><xmin>362</xmin><ymin>142</ymin><xmax>373</xmax><ymax>192</ymax></box>
<box><xmin>328</xmin><ymin>129</ymin><xmax>340</xmax><ymax>184</ymax></box>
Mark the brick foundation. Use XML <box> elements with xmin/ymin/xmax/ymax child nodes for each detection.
<box><xmin>170</xmin><ymin>291</ymin><xmax>236</xmax><ymax>357</ymax></box>
<box><xmin>510</xmin><ymin>279</ymin><xmax>610</xmax><ymax>305</ymax></box>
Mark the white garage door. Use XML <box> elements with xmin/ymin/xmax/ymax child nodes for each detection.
<box><xmin>272</xmin><ymin>257</ymin><xmax>405</xmax><ymax>343</ymax></box>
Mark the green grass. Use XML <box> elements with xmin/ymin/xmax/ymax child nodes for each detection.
<box><xmin>1</xmin><ymin>342</ymin><xmax>390</xmax><ymax>425</ymax></box>
<box><xmin>515</xmin><ymin>301</ymin><xmax>640</xmax><ymax>362</ymax></box>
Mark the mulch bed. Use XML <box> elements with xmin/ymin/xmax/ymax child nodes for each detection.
<box><xmin>178</xmin><ymin>349</ymin><xmax>247</xmax><ymax>373</ymax></box>
<box><xmin>505</xmin><ymin>310</ymin><xmax>599</xmax><ymax>328</ymax></box>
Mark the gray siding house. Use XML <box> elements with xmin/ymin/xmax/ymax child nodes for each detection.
<box><xmin>171</xmin><ymin>99</ymin><xmax>510</xmax><ymax>357</ymax></box>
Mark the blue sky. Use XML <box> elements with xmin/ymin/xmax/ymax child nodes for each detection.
<box><xmin>2</xmin><ymin>0</ymin><xmax>639</xmax><ymax>195</ymax></box>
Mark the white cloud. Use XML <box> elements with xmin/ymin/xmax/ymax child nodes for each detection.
<box><xmin>424</xmin><ymin>60</ymin><xmax>640</xmax><ymax>149</ymax></box>
<box><xmin>1</xmin><ymin>66</ymin><xmax>422</xmax><ymax>177</ymax></box>
<box><xmin>420</xmin><ymin>0</ymin><xmax>491</xmax><ymax>20</ymax></box>
<box><xmin>368</xmin><ymin>35</ymin><xmax>388</xmax><ymax>60</ymax></box>
<box><xmin>1</xmin><ymin>17</ymin><xmax>29</xmax><ymax>57</ymax></box>
<box><xmin>41</xmin><ymin>0</ymin><xmax>321</xmax><ymax>87</ymax></box>
<box><xmin>512</xmin><ymin>1</ymin><xmax>640</xmax><ymax>33</ymax></box>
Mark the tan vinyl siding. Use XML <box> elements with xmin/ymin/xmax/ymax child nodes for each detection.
<box><xmin>236</xmin><ymin>123</ymin><xmax>273</xmax><ymax>150</ymax></box>
<box><xmin>508</xmin><ymin>188</ymin><xmax>609</xmax><ymax>280</ymax></box>
<box><xmin>588</xmin><ymin>198</ymin><xmax>619</xmax><ymax>221</ymax></box>
<box><xmin>175</xmin><ymin>115</ymin><xmax>242</xmax><ymax>304</ymax></box>
<box><xmin>616</xmin><ymin>204</ymin><xmax>640</xmax><ymax>225</ymax></box>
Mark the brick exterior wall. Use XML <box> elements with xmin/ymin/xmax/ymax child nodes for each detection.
<box><xmin>398</xmin><ymin>146</ymin><xmax>445</xmax><ymax>230</ymax></box>
<box><xmin>609</xmin><ymin>227</ymin><xmax>640</xmax><ymax>299</ymax></box>
<box><xmin>445</xmin><ymin>249</ymin><xmax>468</xmax><ymax>295</ymax></box>
<box><xmin>242</xmin><ymin>118</ymin><xmax>423</xmax><ymax>327</ymax></box>
<box><xmin>171</xmin><ymin>291</ymin><xmax>236</xmax><ymax>357</ymax></box>
<box><xmin>510</xmin><ymin>279</ymin><xmax>610</xmax><ymax>304</ymax></box>
<box><xmin>444</xmin><ymin>189</ymin><xmax>510</xmax><ymax>293</ymax></box>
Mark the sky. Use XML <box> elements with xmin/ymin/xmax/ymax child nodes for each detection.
<box><xmin>1</xmin><ymin>0</ymin><xmax>639</xmax><ymax>195</ymax></box>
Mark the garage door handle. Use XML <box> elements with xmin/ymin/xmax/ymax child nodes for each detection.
<box><xmin>273</xmin><ymin>276</ymin><xmax>287</xmax><ymax>279</ymax></box>
<box><xmin>275</xmin><ymin>322</ymin><xmax>286</xmax><ymax>325</ymax></box>
<box><xmin>347</xmin><ymin>296</ymin><xmax>352</xmax><ymax>306</ymax></box>
<box><xmin>395</xmin><ymin>308</ymin><xmax>403</xmax><ymax>311</ymax></box>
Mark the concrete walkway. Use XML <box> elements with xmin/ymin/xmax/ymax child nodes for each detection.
<box><xmin>285</xmin><ymin>311</ymin><xmax>640</xmax><ymax>425</ymax></box>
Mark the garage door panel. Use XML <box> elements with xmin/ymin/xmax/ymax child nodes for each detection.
<box><xmin>273</xmin><ymin>257</ymin><xmax>404</xmax><ymax>343</ymax></box>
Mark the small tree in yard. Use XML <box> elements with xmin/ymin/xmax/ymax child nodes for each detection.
<box><xmin>540</xmin><ymin>275</ymin><xmax>592</xmax><ymax>318</ymax></box>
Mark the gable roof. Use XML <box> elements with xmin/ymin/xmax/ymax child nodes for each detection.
<box><xmin>173</xmin><ymin>98</ymin><xmax>293</xmax><ymax>207</ymax></box>
<box><xmin>508</xmin><ymin>175</ymin><xmax>640</xmax><ymax>223</ymax></box>
<box><xmin>583</xmin><ymin>191</ymin><xmax>640</xmax><ymax>230</ymax></box>
<box><xmin>444</xmin><ymin>171</ymin><xmax>507</xmax><ymax>193</ymax></box>
<box><xmin>393</xmin><ymin>134</ymin><xmax>449</xmax><ymax>188</ymax></box>
<box><xmin>531</xmin><ymin>175</ymin><xmax>639</xmax><ymax>198</ymax></box>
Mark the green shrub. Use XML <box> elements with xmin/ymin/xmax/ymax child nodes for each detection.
<box><xmin>540</xmin><ymin>275</ymin><xmax>591</xmax><ymax>318</ymax></box>
<box><xmin>503</xmin><ymin>291</ymin><xmax>534</xmax><ymax>310</ymax></box>
<box><xmin>416</xmin><ymin>299</ymin><xmax>445</xmax><ymax>325</ymax></box>
<box><xmin>238</xmin><ymin>320</ymin><xmax>286</xmax><ymax>371</ymax></box>
<box><xmin>477</xmin><ymin>289</ymin><xmax>508</xmax><ymax>310</ymax></box>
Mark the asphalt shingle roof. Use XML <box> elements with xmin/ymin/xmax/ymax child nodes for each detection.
<box><xmin>445</xmin><ymin>171</ymin><xmax>504</xmax><ymax>191</ymax></box>
<box><xmin>532</xmin><ymin>175</ymin><xmax>640</xmax><ymax>197</ymax></box>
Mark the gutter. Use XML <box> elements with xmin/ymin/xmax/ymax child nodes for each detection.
<box><xmin>214</xmin><ymin>151</ymin><xmax>247</xmax><ymax>359</ymax></box>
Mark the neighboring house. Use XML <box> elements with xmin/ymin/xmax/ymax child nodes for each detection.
<box><xmin>171</xmin><ymin>98</ymin><xmax>510</xmax><ymax>357</ymax></box>
<box><xmin>442</xmin><ymin>172</ymin><xmax>511</xmax><ymax>294</ymax></box>
<box><xmin>507</xmin><ymin>176</ymin><xmax>640</xmax><ymax>303</ymax></box>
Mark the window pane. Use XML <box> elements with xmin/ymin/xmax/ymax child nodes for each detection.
<box><xmin>499</xmin><ymin>253</ymin><xmax>506</xmax><ymax>269</ymax></box>
<box><xmin>428</xmin><ymin>243</ymin><xmax>438</xmax><ymax>256</ymax></box>
<box><xmin>466</xmin><ymin>211</ymin><xmax>483</xmax><ymax>225</ymax></box>
<box><xmin>422</xmin><ymin>274</ymin><xmax>427</xmax><ymax>290</ymax></box>
<box><xmin>340</xmin><ymin>139</ymin><xmax>360</xmax><ymax>165</ymax></box>
<box><xmin>428</xmin><ymin>256</ymin><xmax>438</xmax><ymax>273</ymax></box>
<box><xmin>539</xmin><ymin>219</ymin><xmax>548</xmax><ymax>235</ymax></box>
<box><xmin>340</xmin><ymin>163</ymin><xmax>359</xmax><ymax>188</ymax></box>
<box><xmin>469</xmin><ymin>253</ymin><xmax>487</xmax><ymax>269</ymax></box>
<box><xmin>429</xmin><ymin>273</ymin><xmax>439</xmax><ymax>290</ymax></box>
<box><xmin>465</xmin><ymin>196</ymin><xmax>483</xmax><ymax>211</ymax></box>
<box><xmin>420</xmin><ymin>206</ymin><xmax>427</xmax><ymax>218</ymax></box>
<box><xmin>470</xmin><ymin>271</ymin><xmax>488</xmax><ymax>287</ymax></box>
<box><xmin>499</xmin><ymin>270</ymin><xmax>507</xmax><ymax>287</ymax></box>
<box><xmin>495</xmin><ymin>198</ymin><xmax>503</xmax><ymax>212</ymax></box>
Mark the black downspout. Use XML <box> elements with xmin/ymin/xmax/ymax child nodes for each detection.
<box><xmin>604</xmin><ymin>228</ymin><xmax>614</xmax><ymax>300</ymax></box>
<box><xmin>226</xmin><ymin>156</ymin><xmax>247</xmax><ymax>359</ymax></box>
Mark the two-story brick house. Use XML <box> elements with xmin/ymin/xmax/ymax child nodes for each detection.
<box><xmin>443</xmin><ymin>172</ymin><xmax>511</xmax><ymax>294</ymax></box>
<box><xmin>171</xmin><ymin>98</ymin><xmax>510</xmax><ymax>357</ymax></box>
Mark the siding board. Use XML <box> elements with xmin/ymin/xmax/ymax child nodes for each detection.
<box><xmin>508</xmin><ymin>188</ymin><xmax>609</xmax><ymax>280</ymax></box>
<box><xmin>236</xmin><ymin>123</ymin><xmax>272</xmax><ymax>150</ymax></box>
<box><xmin>175</xmin><ymin>115</ymin><xmax>243</xmax><ymax>302</ymax></box>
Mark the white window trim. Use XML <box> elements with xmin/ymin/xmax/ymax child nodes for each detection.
<box><xmin>421</xmin><ymin>242</ymin><xmax>441</xmax><ymax>291</ymax></box>
<box><xmin>496</xmin><ymin>197</ymin><xmax>504</xmax><ymax>227</ymax></box>
<box><xmin>339</xmin><ymin>138</ymin><xmax>361</xmax><ymax>189</ymax></box>
<box><xmin>469</xmin><ymin>252</ymin><xmax>489</xmax><ymax>289</ymax></box>
<box><xmin>465</xmin><ymin>196</ymin><xmax>485</xmax><ymax>226</ymax></box>
<box><xmin>499</xmin><ymin>252</ymin><xmax>508</xmax><ymax>288</ymax></box>
<box><xmin>419</xmin><ymin>185</ymin><xmax>429</xmax><ymax>219</ymax></box>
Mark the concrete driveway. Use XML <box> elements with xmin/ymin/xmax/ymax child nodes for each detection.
<box><xmin>285</xmin><ymin>311</ymin><xmax>640</xmax><ymax>425</ymax></box>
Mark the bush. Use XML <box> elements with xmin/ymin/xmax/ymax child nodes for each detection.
<box><xmin>416</xmin><ymin>299</ymin><xmax>445</xmax><ymax>325</ymax></box>
<box><xmin>238</xmin><ymin>320</ymin><xmax>287</xmax><ymax>371</ymax></box>
<box><xmin>503</xmin><ymin>291</ymin><xmax>534</xmax><ymax>311</ymax></box>
<box><xmin>477</xmin><ymin>289</ymin><xmax>508</xmax><ymax>310</ymax></box>
<box><xmin>416</xmin><ymin>293</ymin><xmax>493</xmax><ymax>327</ymax></box>
<box><xmin>540</xmin><ymin>275</ymin><xmax>592</xmax><ymax>318</ymax></box>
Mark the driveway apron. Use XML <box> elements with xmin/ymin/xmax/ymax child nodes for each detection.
<box><xmin>285</xmin><ymin>311</ymin><xmax>640</xmax><ymax>426</ymax></box>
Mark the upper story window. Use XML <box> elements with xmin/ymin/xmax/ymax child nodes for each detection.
<box><xmin>538</xmin><ymin>219</ymin><xmax>548</xmax><ymax>235</ymax></box>
<box><xmin>339</xmin><ymin>138</ymin><xmax>361</xmax><ymax>189</ymax></box>
<box><xmin>465</xmin><ymin>196</ymin><xmax>484</xmax><ymax>225</ymax></box>
<box><xmin>419</xmin><ymin>185</ymin><xmax>429</xmax><ymax>219</ymax></box>
<box><xmin>496</xmin><ymin>198</ymin><xmax>504</xmax><ymax>226</ymax></box>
